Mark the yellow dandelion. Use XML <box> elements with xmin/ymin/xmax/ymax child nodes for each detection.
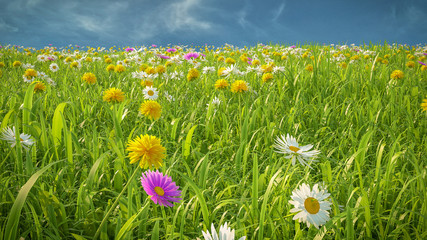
<box><xmin>33</xmin><ymin>81</ymin><xmax>46</xmax><ymax>93</ymax></box>
<box><xmin>105</xmin><ymin>58</ymin><xmax>112</xmax><ymax>63</ymax></box>
<box><xmin>187</xmin><ymin>68</ymin><xmax>200</xmax><ymax>81</ymax></box>
<box><xmin>126</xmin><ymin>134</ymin><xmax>166</xmax><ymax>169</ymax></box>
<box><xmin>82</xmin><ymin>72</ymin><xmax>96</xmax><ymax>84</ymax></box>
<box><xmin>13</xmin><ymin>61</ymin><xmax>21</xmax><ymax>67</ymax></box>
<box><xmin>0</xmin><ymin>62</ymin><xmax>5</xmax><ymax>68</ymax></box>
<box><xmin>421</xmin><ymin>65</ymin><xmax>427</xmax><ymax>71</ymax></box>
<box><xmin>106</xmin><ymin>64</ymin><xmax>115</xmax><ymax>72</ymax></box>
<box><xmin>145</xmin><ymin>66</ymin><xmax>156</xmax><ymax>75</ymax></box>
<box><xmin>85</xmin><ymin>57</ymin><xmax>92</xmax><ymax>62</ymax></box>
<box><xmin>65</xmin><ymin>57</ymin><xmax>73</xmax><ymax>63</ymax></box>
<box><xmin>141</xmin><ymin>79</ymin><xmax>154</xmax><ymax>87</ymax></box>
<box><xmin>139</xmin><ymin>100</ymin><xmax>162</xmax><ymax>120</ymax></box>
<box><xmin>217</xmin><ymin>56</ymin><xmax>225</xmax><ymax>62</ymax></box>
<box><xmin>24</xmin><ymin>69</ymin><xmax>38</xmax><ymax>78</ymax></box>
<box><xmin>230</xmin><ymin>80</ymin><xmax>249</xmax><ymax>93</ymax></box>
<box><xmin>103</xmin><ymin>88</ymin><xmax>125</xmax><ymax>103</ymax></box>
<box><xmin>70</xmin><ymin>61</ymin><xmax>79</xmax><ymax>68</ymax></box>
<box><xmin>421</xmin><ymin>97</ymin><xmax>427</xmax><ymax>112</ymax></box>
<box><xmin>261</xmin><ymin>64</ymin><xmax>274</xmax><ymax>73</ymax></box>
<box><xmin>114</xmin><ymin>64</ymin><xmax>126</xmax><ymax>73</ymax></box>
<box><xmin>155</xmin><ymin>65</ymin><xmax>166</xmax><ymax>74</ymax></box>
<box><xmin>406</xmin><ymin>61</ymin><xmax>415</xmax><ymax>68</ymax></box>
<box><xmin>262</xmin><ymin>73</ymin><xmax>274</xmax><ymax>83</ymax></box>
<box><xmin>225</xmin><ymin>57</ymin><xmax>236</xmax><ymax>64</ymax></box>
<box><xmin>252</xmin><ymin>59</ymin><xmax>261</xmax><ymax>65</ymax></box>
<box><xmin>214</xmin><ymin>79</ymin><xmax>229</xmax><ymax>89</ymax></box>
<box><xmin>217</xmin><ymin>67</ymin><xmax>227</xmax><ymax>77</ymax></box>
<box><xmin>390</xmin><ymin>70</ymin><xmax>404</xmax><ymax>80</ymax></box>
<box><xmin>305</xmin><ymin>64</ymin><xmax>314</xmax><ymax>72</ymax></box>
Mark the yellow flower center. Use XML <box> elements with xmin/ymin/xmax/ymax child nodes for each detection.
<box><xmin>304</xmin><ymin>197</ymin><xmax>320</xmax><ymax>214</ymax></box>
<box><xmin>154</xmin><ymin>186</ymin><xmax>165</xmax><ymax>196</ymax></box>
<box><xmin>148</xmin><ymin>90</ymin><xmax>154</xmax><ymax>96</ymax></box>
<box><xmin>289</xmin><ymin>146</ymin><xmax>300</xmax><ymax>153</ymax></box>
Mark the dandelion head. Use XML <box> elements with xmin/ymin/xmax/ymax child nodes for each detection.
<box><xmin>187</xmin><ymin>68</ymin><xmax>200</xmax><ymax>81</ymax></box>
<box><xmin>127</xmin><ymin>135</ymin><xmax>166</xmax><ymax>169</ymax></box>
<box><xmin>103</xmin><ymin>88</ymin><xmax>125</xmax><ymax>103</ymax></box>
<box><xmin>230</xmin><ymin>80</ymin><xmax>249</xmax><ymax>93</ymax></box>
<box><xmin>139</xmin><ymin>100</ymin><xmax>162</xmax><ymax>120</ymax></box>
<box><xmin>82</xmin><ymin>72</ymin><xmax>97</xmax><ymax>84</ymax></box>
<box><xmin>214</xmin><ymin>79</ymin><xmax>229</xmax><ymax>90</ymax></box>
<box><xmin>390</xmin><ymin>70</ymin><xmax>404</xmax><ymax>80</ymax></box>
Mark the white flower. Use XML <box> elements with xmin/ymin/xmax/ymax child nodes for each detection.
<box><xmin>289</xmin><ymin>183</ymin><xmax>332</xmax><ymax>229</ymax></box>
<box><xmin>49</xmin><ymin>63</ymin><xmax>59</xmax><ymax>72</ymax></box>
<box><xmin>22</xmin><ymin>63</ymin><xmax>35</xmax><ymax>69</ymax></box>
<box><xmin>143</xmin><ymin>86</ymin><xmax>159</xmax><ymax>100</ymax></box>
<box><xmin>202</xmin><ymin>66</ymin><xmax>216</xmax><ymax>74</ymax></box>
<box><xmin>202</xmin><ymin>222</ymin><xmax>246</xmax><ymax>240</ymax></box>
<box><xmin>274</xmin><ymin>134</ymin><xmax>320</xmax><ymax>168</ymax></box>
<box><xmin>1</xmin><ymin>127</ymin><xmax>35</xmax><ymax>151</ymax></box>
<box><xmin>37</xmin><ymin>54</ymin><xmax>48</xmax><ymax>62</ymax></box>
<box><xmin>164</xmin><ymin>91</ymin><xmax>175</xmax><ymax>102</ymax></box>
<box><xmin>38</xmin><ymin>71</ymin><xmax>48</xmax><ymax>79</ymax></box>
<box><xmin>273</xmin><ymin>66</ymin><xmax>285</xmax><ymax>74</ymax></box>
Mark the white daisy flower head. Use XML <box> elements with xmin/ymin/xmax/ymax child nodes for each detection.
<box><xmin>1</xmin><ymin>126</ymin><xmax>35</xmax><ymax>151</ymax></box>
<box><xmin>22</xmin><ymin>63</ymin><xmax>35</xmax><ymax>69</ymax></box>
<box><xmin>49</xmin><ymin>63</ymin><xmax>59</xmax><ymax>72</ymax></box>
<box><xmin>289</xmin><ymin>183</ymin><xmax>332</xmax><ymax>229</ymax></box>
<box><xmin>202</xmin><ymin>222</ymin><xmax>246</xmax><ymax>240</ymax></box>
<box><xmin>143</xmin><ymin>86</ymin><xmax>159</xmax><ymax>100</ymax></box>
<box><xmin>274</xmin><ymin>134</ymin><xmax>320</xmax><ymax>168</ymax></box>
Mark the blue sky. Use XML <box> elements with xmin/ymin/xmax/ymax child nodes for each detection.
<box><xmin>0</xmin><ymin>0</ymin><xmax>426</xmax><ymax>49</ymax></box>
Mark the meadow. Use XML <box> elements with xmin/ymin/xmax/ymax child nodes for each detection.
<box><xmin>0</xmin><ymin>42</ymin><xmax>426</xmax><ymax>239</ymax></box>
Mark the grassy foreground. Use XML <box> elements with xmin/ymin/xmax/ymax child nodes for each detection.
<box><xmin>0</xmin><ymin>43</ymin><xmax>426</xmax><ymax>239</ymax></box>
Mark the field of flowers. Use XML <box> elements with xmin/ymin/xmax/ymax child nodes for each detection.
<box><xmin>0</xmin><ymin>42</ymin><xmax>426</xmax><ymax>239</ymax></box>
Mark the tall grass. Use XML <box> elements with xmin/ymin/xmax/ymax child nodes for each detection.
<box><xmin>0</xmin><ymin>43</ymin><xmax>426</xmax><ymax>239</ymax></box>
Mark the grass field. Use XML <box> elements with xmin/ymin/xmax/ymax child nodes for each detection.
<box><xmin>0</xmin><ymin>43</ymin><xmax>426</xmax><ymax>239</ymax></box>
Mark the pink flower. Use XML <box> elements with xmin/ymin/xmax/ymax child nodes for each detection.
<box><xmin>151</xmin><ymin>44</ymin><xmax>157</xmax><ymax>48</ymax></box>
<box><xmin>126</xmin><ymin>48</ymin><xmax>134</xmax><ymax>52</ymax></box>
<box><xmin>157</xmin><ymin>54</ymin><xmax>170</xmax><ymax>59</ymax></box>
<box><xmin>167</xmin><ymin>48</ymin><xmax>177</xmax><ymax>53</ymax></box>
<box><xmin>184</xmin><ymin>52</ymin><xmax>199</xmax><ymax>60</ymax></box>
<box><xmin>419</xmin><ymin>61</ymin><xmax>426</xmax><ymax>66</ymax></box>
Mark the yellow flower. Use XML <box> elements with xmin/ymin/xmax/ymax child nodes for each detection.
<box><xmin>261</xmin><ymin>64</ymin><xmax>274</xmax><ymax>73</ymax></box>
<box><xmin>225</xmin><ymin>57</ymin><xmax>236</xmax><ymax>64</ymax></box>
<box><xmin>155</xmin><ymin>65</ymin><xmax>166</xmax><ymax>74</ymax></box>
<box><xmin>262</xmin><ymin>73</ymin><xmax>274</xmax><ymax>83</ymax></box>
<box><xmin>305</xmin><ymin>64</ymin><xmax>314</xmax><ymax>72</ymax></box>
<box><xmin>141</xmin><ymin>79</ymin><xmax>154</xmax><ymax>87</ymax></box>
<box><xmin>214</xmin><ymin>79</ymin><xmax>229</xmax><ymax>89</ymax></box>
<box><xmin>106</xmin><ymin>64</ymin><xmax>115</xmax><ymax>72</ymax></box>
<box><xmin>187</xmin><ymin>68</ymin><xmax>200</xmax><ymax>81</ymax></box>
<box><xmin>105</xmin><ymin>58</ymin><xmax>112</xmax><ymax>63</ymax></box>
<box><xmin>240</xmin><ymin>55</ymin><xmax>248</xmax><ymax>62</ymax></box>
<box><xmin>145</xmin><ymin>66</ymin><xmax>156</xmax><ymax>75</ymax></box>
<box><xmin>217</xmin><ymin>56</ymin><xmax>225</xmax><ymax>62</ymax></box>
<box><xmin>114</xmin><ymin>64</ymin><xmax>126</xmax><ymax>73</ymax></box>
<box><xmin>13</xmin><ymin>61</ymin><xmax>21</xmax><ymax>67</ymax></box>
<box><xmin>24</xmin><ymin>69</ymin><xmax>38</xmax><ymax>78</ymax></box>
<box><xmin>85</xmin><ymin>57</ymin><xmax>92</xmax><ymax>62</ymax></box>
<box><xmin>421</xmin><ymin>65</ymin><xmax>427</xmax><ymax>71</ymax></box>
<box><xmin>139</xmin><ymin>100</ymin><xmax>162</xmax><ymax>120</ymax></box>
<box><xmin>230</xmin><ymin>80</ymin><xmax>249</xmax><ymax>93</ymax></box>
<box><xmin>339</xmin><ymin>62</ymin><xmax>347</xmax><ymax>69</ymax></box>
<box><xmin>82</xmin><ymin>72</ymin><xmax>96</xmax><ymax>84</ymax></box>
<box><xmin>0</xmin><ymin>62</ymin><xmax>5</xmax><ymax>68</ymax></box>
<box><xmin>33</xmin><ymin>81</ymin><xmax>46</xmax><ymax>93</ymax></box>
<box><xmin>70</xmin><ymin>61</ymin><xmax>79</xmax><ymax>68</ymax></box>
<box><xmin>103</xmin><ymin>88</ymin><xmax>125</xmax><ymax>103</ymax></box>
<box><xmin>421</xmin><ymin>97</ymin><xmax>427</xmax><ymax>112</ymax></box>
<box><xmin>252</xmin><ymin>59</ymin><xmax>261</xmax><ymax>65</ymax></box>
<box><xmin>65</xmin><ymin>57</ymin><xmax>73</xmax><ymax>63</ymax></box>
<box><xmin>126</xmin><ymin>134</ymin><xmax>166</xmax><ymax>169</ymax></box>
<box><xmin>406</xmin><ymin>61</ymin><xmax>415</xmax><ymax>68</ymax></box>
<box><xmin>390</xmin><ymin>70</ymin><xmax>404</xmax><ymax>80</ymax></box>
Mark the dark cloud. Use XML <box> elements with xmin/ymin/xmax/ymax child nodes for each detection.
<box><xmin>0</xmin><ymin>0</ymin><xmax>426</xmax><ymax>48</ymax></box>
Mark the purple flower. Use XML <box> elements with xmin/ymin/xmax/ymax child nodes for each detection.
<box><xmin>157</xmin><ymin>54</ymin><xmax>170</xmax><ymax>59</ymax></box>
<box><xmin>247</xmin><ymin>57</ymin><xmax>252</xmax><ymax>61</ymax></box>
<box><xmin>126</xmin><ymin>48</ymin><xmax>134</xmax><ymax>52</ymax></box>
<box><xmin>141</xmin><ymin>170</ymin><xmax>182</xmax><ymax>207</ymax></box>
<box><xmin>419</xmin><ymin>61</ymin><xmax>426</xmax><ymax>66</ymax></box>
<box><xmin>290</xmin><ymin>45</ymin><xmax>296</xmax><ymax>49</ymax></box>
<box><xmin>248</xmin><ymin>61</ymin><xmax>252</xmax><ymax>65</ymax></box>
<box><xmin>184</xmin><ymin>52</ymin><xmax>199</xmax><ymax>60</ymax></box>
<box><xmin>151</xmin><ymin>44</ymin><xmax>157</xmax><ymax>48</ymax></box>
<box><xmin>167</xmin><ymin>48</ymin><xmax>177</xmax><ymax>53</ymax></box>
<box><xmin>424</xmin><ymin>53</ymin><xmax>427</xmax><ymax>56</ymax></box>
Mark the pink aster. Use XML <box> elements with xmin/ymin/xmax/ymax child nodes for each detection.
<box><xmin>290</xmin><ymin>45</ymin><xmax>296</xmax><ymax>48</ymax></box>
<box><xmin>167</xmin><ymin>48</ymin><xmax>177</xmax><ymax>53</ymax></box>
<box><xmin>151</xmin><ymin>44</ymin><xmax>157</xmax><ymax>48</ymax></box>
<box><xmin>184</xmin><ymin>52</ymin><xmax>200</xmax><ymax>60</ymax></box>
<box><xmin>141</xmin><ymin>170</ymin><xmax>182</xmax><ymax>207</ymax></box>
<box><xmin>126</xmin><ymin>48</ymin><xmax>134</xmax><ymax>52</ymax></box>
<box><xmin>419</xmin><ymin>61</ymin><xmax>426</xmax><ymax>66</ymax></box>
<box><xmin>157</xmin><ymin>54</ymin><xmax>170</xmax><ymax>59</ymax></box>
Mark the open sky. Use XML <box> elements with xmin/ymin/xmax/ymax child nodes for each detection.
<box><xmin>0</xmin><ymin>0</ymin><xmax>426</xmax><ymax>49</ymax></box>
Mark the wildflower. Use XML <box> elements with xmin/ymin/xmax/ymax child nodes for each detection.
<box><xmin>24</xmin><ymin>69</ymin><xmax>38</xmax><ymax>78</ymax></box>
<box><xmin>215</xmin><ymin>79</ymin><xmax>229</xmax><ymax>89</ymax></box>
<box><xmin>305</xmin><ymin>64</ymin><xmax>314</xmax><ymax>72</ymax></box>
<box><xmin>82</xmin><ymin>72</ymin><xmax>96</xmax><ymax>84</ymax></box>
<box><xmin>201</xmin><ymin>222</ymin><xmax>246</xmax><ymax>240</ymax></box>
<box><xmin>155</xmin><ymin>65</ymin><xmax>166</xmax><ymax>74</ymax></box>
<box><xmin>70</xmin><ymin>61</ymin><xmax>81</xmax><ymax>68</ymax></box>
<box><xmin>184</xmin><ymin>52</ymin><xmax>200</xmax><ymax>60</ymax></box>
<box><xmin>127</xmin><ymin>134</ymin><xmax>166</xmax><ymax>169</ymax></box>
<box><xmin>103</xmin><ymin>88</ymin><xmax>125</xmax><ymax>103</ymax></box>
<box><xmin>22</xmin><ymin>63</ymin><xmax>35</xmax><ymax>69</ymax></box>
<box><xmin>143</xmin><ymin>86</ymin><xmax>159</xmax><ymax>100</ymax></box>
<box><xmin>289</xmin><ymin>183</ymin><xmax>331</xmax><ymax>229</ymax></box>
<box><xmin>33</xmin><ymin>81</ymin><xmax>46</xmax><ymax>93</ymax></box>
<box><xmin>187</xmin><ymin>68</ymin><xmax>200</xmax><ymax>81</ymax></box>
<box><xmin>225</xmin><ymin>57</ymin><xmax>236</xmax><ymax>64</ymax></box>
<box><xmin>106</xmin><ymin>64</ymin><xmax>115</xmax><ymax>72</ymax></box>
<box><xmin>230</xmin><ymin>80</ymin><xmax>249</xmax><ymax>93</ymax></box>
<box><xmin>274</xmin><ymin>134</ymin><xmax>320</xmax><ymax>168</ymax></box>
<box><xmin>139</xmin><ymin>100</ymin><xmax>162</xmax><ymax>120</ymax></box>
<box><xmin>0</xmin><ymin>62</ymin><xmax>5</xmax><ymax>68</ymax></box>
<box><xmin>390</xmin><ymin>70</ymin><xmax>404</xmax><ymax>80</ymax></box>
<box><xmin>262</xmin><ymin>73</ymin><xmax>274</xmax><ymax>83</ymax></box>
<box><xmin>114</xmin><ymin>64</ymin><xmax>126</xmax><ymax>73</ymax></box>
<box><xmin>1</xmin><ymin>126</ymin><xmax>34</xmax><ymax>151</ymax></box>
<box><xmin>140</xmin><ymin>170</ymin><xmax>182</xmax><ymax>207</ymax></box>
<box><xmin>13</xmin><ymin>61</ymin><xmax>21</xmax><ymax>67</ymax></box>
<box><xmin>49</xmin><ymin>63</ymin><xmax>59</xmax><ymax>72</ymax></box>
<box><xmin>166</xmin><ymin>48</ymin><xmax>177</xmax><ymax>53</ymax></box>
<box><xmin>406</xmin><ymin>61</ymin><xmax>415</xmax><ymax>68</ymax></box>
<box><xmin>421</xmin><ymin>97</ymin><xmax>427</xmax><ymax>111</ymax></box>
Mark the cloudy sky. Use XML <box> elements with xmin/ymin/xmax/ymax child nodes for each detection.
<box><xmin>0</xmin><ymin>0</ymin><xmax>426</xmax><ymax>49</ymax></box>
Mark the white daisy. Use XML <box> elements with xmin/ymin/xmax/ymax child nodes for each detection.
<box><xmin>1</xmin><ymin>126</ymin><xmax>35</xmax><ymax>151</ymax></box>
<box><xmin>274</xmin><ymin>134</ymin><xmax>320</xmax><ymax>168</ymax></box>
<box><xmin>143</xmin><ymin>86</ymin><xmax>159</xmax><ymax>100</ymax></box>
<box><xmin>202</xmin><ymin>222</ymin><xmax>246</xmax><ymax>240</ymax></box>
<box><xmin>289</xmin><ymin>183</ymin><xmax>332</xmax><ymax>229</ymax></box>
<box><xmin>49</xmin><ymin>63</ymin><xmax>59</xmax><ymax>72</ymax></box>
<box><xmin>22</xmin><ymin>63</ymin><xmax>35</xmax><ymax>69</ymax></box>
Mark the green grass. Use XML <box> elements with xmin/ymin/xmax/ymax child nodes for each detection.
<box><xmin>0</xmin><ymin>43</ymin><xmax>426</xmax><ymax>239</ymax></box>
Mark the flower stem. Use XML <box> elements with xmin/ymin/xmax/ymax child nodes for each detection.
<box><xmin>93</xmin><ymin>167</ymin><xmax>140</xmax><ymax>240</ymax></box>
